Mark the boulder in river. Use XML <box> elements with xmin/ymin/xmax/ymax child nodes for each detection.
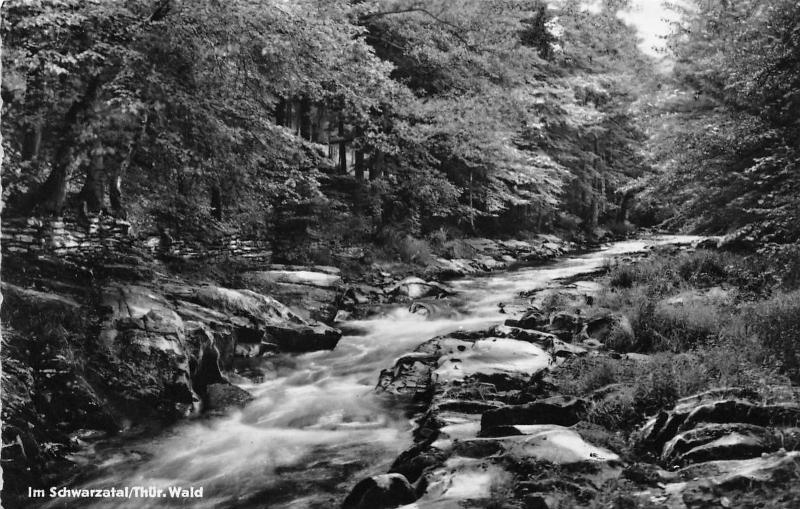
<box><xmin>504</xmin><ymin>309</ymin><xmax>548</xmax><ymax>330</ymax></box>
<box><xmin>204</xmin><ymin>383</ymin><xmax>254</xmax><ymax>412</ymax></box>
<box><xmin>341</xmin><ymin>473</ymin><xmax>417</xmax><ymax>509</ymax></box>
<box><xmin>165</xmin><ymin>283</ymin><xmax>342</xmax><ymax>353</ymax></box>
<box><xmin>240</xmin><ymin>267</ymin><xmax>343</xmax><ymax>322</ymax></box>
<box><xmin>385</xmin><ymin>276</ymin><xmax>455</xmax><ymax>300</ymax></box>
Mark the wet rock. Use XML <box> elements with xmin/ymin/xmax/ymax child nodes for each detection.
<box><xmin>408</xmin><ymin>301</ymin><xmax>455</xmax><ymax>319</ymax></box>
<box><xmin>662</xmin><ymin>423</ymin><xmax>772</xmax><ymax>465</ymax></box>
<box><xmin>489</xmin><ymin>325</ymin><xmax>586</xmax><ymax>358</ymax></box>
<box><xmin>205</xmin><ymin>383</ymin><xmax>253</xmax><ymax>412</ymax></box>
<box><xmin>265</xmin><ymin>322</ymin><xmax>341</xmax><ymax>352</ymax></box>
<box><xmin>377</xmin><ymin>352</ymin><xmax>439</xmax><ymax>398</ymax></box>
<box><xmin>549</xmin><ymin>311</ymin><xmax>583</xmax><ymax>332</ymax></box>
<box><xmin>100</xmin><ymin>284</ymin><xmax>195</xmax><ymax>413</ymax></box>
<box><xmin>427</xmin><ymin>257</ymin><xmax>482</xmax><ymax>279</ymax></box>
<box><xmin>523</xmin><ymin>493</ymin><xmax>555</xmax><ymax>509</ymax></box>
<box><xmin>168</xmin><ymin>284</ymin><xmax>342</xmax><ymax>352</ymax></box>
<box><xmin>637</xmin><ymin>387</ymin><xmax>800</xmax><ymax>470</ymax></box>
<box><xmin>243</xmin><ymin>268</ymin><xmax>342</xmax><ymax>288</ymax></box>
<box><xmin>2</xmin><ymin>282</ymin><xmax>82</xmax><ymax>312</ymax></box>
<box><xmin>464</xmin><ymin>425</ymin><xmax>621</xmax><ymax>465</ymax></box>
<box><xmin>434</xmin><ymin>337</ymin><xmax>550</xmax><ymax>384</ymax></box>
<box><xmin>504</xmin><ymin>309</ymin><xmax>548</xmax><ymax>330</ymax></box>
<box><xmin>550</xmin><ymin>338</ymin><xmax>588</xmax><ymax>358</ymax></box>
<box><xmin>414</xmin><ymin>457</ymin><xmax>513</xmax><ymax>507</ymax></box>
<box><xmin>241</xmin><ymin>268</ymin><xmax>343</xmax><ymax>322</ymax></box>
<box><xmin>342</xmin><ymin>284</ymin><xmax>384</xmax><ymax>307</ymax></box>
<box><xmin>491</xmin><ymin>324</ymin><xmax>556</xmax><ymax>344</ymax></box>
<box><xmin>436</xmin><ymin>399</ymin><xmax>505</xmax><ymax>415</ymax></box>
<box><xmin>481</xmin><ymin>396</ymin><xmax>589</xmax><ymax>432</ymax></box>
<box><xmin>341</xmin><ymin>473</ymin><xmax>417</xmax><ymax>509</ymax></box>
<box><xmin>622</xmin><ymin>462</ymin><xmax>679</xmax><ymax>485</ymax></box>
<box><xmin>583</xmin><ymin>312</ymin><xmax>634</xmax><ymax>350</ymax></box>
<box><xmin>186</xmin><ymin>325</ymin><xmax>226</xmax><ymax>391</ymax></box>
<box><xmin>390</xmin><ymin>443</ymin><xmax>449</xmax><ymax>483</ymax></box>
<box><xmin>385</xmin><ymin>276</ymin><xmax>454</xmax><ymax>300</ymax></box>
<box><xmin>693</xmin><ymin>237</ymin><xmax>722</xmax><ymax>250</ymax></box>
<box><xmin>679</xmin><ymin>431</ymin><xmax>769</xmax><ymax>465</ymax></box>
<box><xmin>677</xmin><ymin>450</ymin><xmax>800</xmax><ymax>488</ymax></box>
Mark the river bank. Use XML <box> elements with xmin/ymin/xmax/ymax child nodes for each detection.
<box><xmin>1</xmin><ymin>231</ymin><xmax>585</xmax><ymax>508</ymax></box>
<box><xmin>8</xmin><ymin>236</ymin><xmax>698</xmax><ymax>509</ymax></box>
<box><xmin>11</xmin><ymin>234</ymin><xmax>799</xmax><ymax>509</ymax></box>
<box><xmin>348</xmin><ymin>240</ymin><xmax>800</xmax><ymax>509</ymax></box>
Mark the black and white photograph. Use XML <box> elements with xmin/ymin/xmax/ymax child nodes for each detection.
<box><xmin>2</xmin><ymin>0</ymin><xmax>800</xmax><ymax>507</ymax></box>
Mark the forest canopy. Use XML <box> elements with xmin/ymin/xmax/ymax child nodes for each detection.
<box><xmin>3</xmin><ymin>0</ymin><xmax>796</xmax><ymax>254</ymax></box>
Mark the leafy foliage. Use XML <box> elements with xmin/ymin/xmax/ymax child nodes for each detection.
<box><xmin>2</xmin><ymin>0</ymin><xmax>657</xmax><ymax>251</ymax></box>
<box><xmin>646</xmin><ymin>0</ymin><xmax>800</xmax><ymax>243</ymax></box>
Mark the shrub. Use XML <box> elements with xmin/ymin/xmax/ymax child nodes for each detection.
<box><xmin>609</xmin><ymin>264</ymin><xmax>636</xmax><ymax>289</ymax></box>
<box><xmin>427</xmin><ymin>227</ymin><xmax>449</xmax><ymax>250</ymax></box>
<box><xmin>605</xmin><ymin>316</ymin><xmax>636</xmax><ymax>352</ymax></box>
<box><xmin>632</xmin><ymin>355</ymin><xmax>681</xmax><ymax>416</ymax></box>
<box><xmin>588</xmin><ymin>390</ymin><xmax>639</xmax><ymax>431</ymax></box>
<box><xmin>580</xmin><ymin>359</ymin><xmax>618</xmax><ymax>392</ymax></box>
<box><xmin>743</xmin><ymin>290</ymin><xmax>800</xmax><ymax>382</ymax></box>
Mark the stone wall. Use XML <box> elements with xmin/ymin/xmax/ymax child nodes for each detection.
<box><xmin>144</xmin><ymin>235</ymin><xmax>272</xmax><ymax>262</ymax></box>
<box><xmin>2</xmin><ymin>216</ymin><xmax>133</xmax><ymax>258</ymax></box>
<box><xmin>1</xmin><ymin>215</ymin><xmax>271</xmax><ymax>263</ymax></box>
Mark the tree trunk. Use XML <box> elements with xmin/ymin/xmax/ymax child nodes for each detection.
<box><xmin>22</xmin><ymin>64</ymin><xmax>45</xmax><ymax>161</ymax></box>
<box><xmin>300</xmin><ymin>96</ymin><xmax>312</xmax><ymax>140</ymax></box>
<box><xmin>469</xmin><ymin>169</ymin><xmax>475</xmax><ymax>231</ymax></box>
<box><xmin>26</xmin><ymin>76</ymin><xmax>102</xmax><ymax>215</ymax></box>
<box><xmin>338</xmin><ymin>118</ymin><xmax>347</xmax><ymax>174</ymax></box>
<box><xmin>109</xmin><ymin>171</ymin><xmax>124</xmax><ymax>217</ymax></box>
<box><xmin>210</xmin><ymin>185</ymin><xmax>223</xmax><ymax>221</ymax></box>
<box><xmin>275</xmin><ymin>97</ymin><xmax>288</xmax><ymax>127</ymax></box>
<box><xmin>355</xmin><ymin>150</ymin><xmax>364</xmax><ymax>181</ymax></box>
<box><xmin>369</xmin><ymin>152</ymin><xmax>384</xmax><ymax>180</ymax></box>
<box><xmin>109</xmin><ymin>112</ymin><xmax>147</xmax><ymax>218</ymax></box>
<box><xmin>78</xmin><ymin>151</ymin><xmax>106</xmax><ymax>213</ymax></box>
<box><xmin>617</xmin><ymin>190</ymin><xmax>633</xmax><ymax>223</ymax></box>
<box><xmin>22</xmin><ymin>124</ymin><xmax>43</xmax><ymax>162</ymax></box>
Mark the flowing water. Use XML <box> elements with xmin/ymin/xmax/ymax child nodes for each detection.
<box><xmin>48</xmin><ymin>236</ymin><xmax>698</xmax><ymax>509</ymax></box>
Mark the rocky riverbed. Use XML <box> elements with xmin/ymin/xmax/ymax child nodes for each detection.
<box><xmin>0</xmin><ymin>234</ymin><xmax>577</xmax><ymax>507</ymax></box>
<box><xmin>344</xmin><ymin>242</ymin><xmax>800</xmax><ymax>509</ymax></box>
<box><xmin>8</xmin><ymin>235</ymin><xmax>795</xmax><ymax>509</ymax></box>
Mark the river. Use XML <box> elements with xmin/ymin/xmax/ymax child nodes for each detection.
<box><xmin>44</xmin><ymin>236</ymin><xmax>698</xmax><ymax>509</ymax></box>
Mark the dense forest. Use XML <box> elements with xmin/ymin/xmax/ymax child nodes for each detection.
<box><xmin>4</xmin><ymin>1</ymin><xmax>800</xmax><ymax>508</ymax></box>
<box><xmin>2</xmin><ymin>0</ymin><xmax>657</xmax><ymax>261</ymax></box>
<box><xmin>4</xmin><ymin>1</ymin><xmax>799</xmax><ymax>253</ymax></box>
<box><xmin>5</xmin><ymin>0</ymin><xmax>798</xmax><ymax>254</ymax></box>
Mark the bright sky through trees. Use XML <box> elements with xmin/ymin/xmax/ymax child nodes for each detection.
<box><xmin>618</xmin><ymin>1</ymin><xmax>675</xmax><ymax>56</ymax></box>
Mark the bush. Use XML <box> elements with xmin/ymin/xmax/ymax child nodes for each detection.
<box><xmin>377</xmin><ymin>231</ymin><xmax>434</xmax><ymax>265</ymax></box>
<box><xmin>743</xmin><ymin>290</ymin><xmax>800</xmax><ymax>381</ymax></box>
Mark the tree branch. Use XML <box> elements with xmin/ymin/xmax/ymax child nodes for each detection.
<box><xmin>361</xmin><ymin>7</ymin><xmax>472</xmax><ymax>48</ymax></box>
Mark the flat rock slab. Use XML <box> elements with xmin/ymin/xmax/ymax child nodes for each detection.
<box><xmin>481</xmin><ymin>396</ymin><xmax>589</xmax><ymax>430</ymax></box>
<box><xmin>241</xmin><ymin>269</ymin><xmax>343</xmax><ymax>289</ymax></box>
<box><xmin>643</xmin><ymin>452</ymin><xmax>800</xmax><ymax>507</ymax></box>
<box><xmin>662</xmin><ymin>423</ymin><xmax>773</xmax><ymax>464</ymax></box>
<box><xmin>470</xmin><ymin>424</ymin><xmax>621</xmax><ymax>465</ymax></box>
<box><xmin>407</xmin><ymin>457</ymin><xmax>513</xmax><ymax>509</ymax></box>
<box><xmin>386</xmin><ymin>277</ymin><xmax>455</xmax><ymax>300</ymax></box>
<box><xmin>434</xmin><ymin>337</ymin><xmax>550</xmax><ymax>383</ymax></box>
<box><xmin>678</xmin><ymin>451</ymin><xmax>800</xmax><ymax>487</ymax></box>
